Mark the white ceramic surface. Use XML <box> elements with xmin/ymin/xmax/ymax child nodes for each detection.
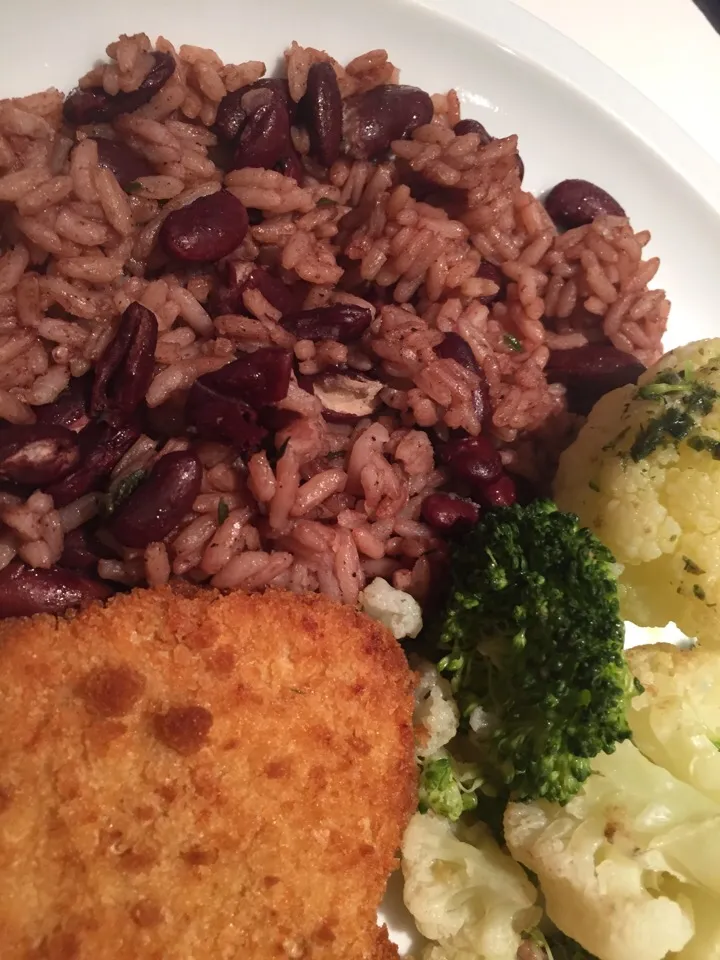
<box><xmin>3</xmin><ymin>0</ymin><xmax>720</xmax><ymax>952</ymax></box>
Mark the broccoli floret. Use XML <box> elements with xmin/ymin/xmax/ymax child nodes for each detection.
<box><xmin>417</xmin><ymin>754</ymin><xmax>482</xmax><ymax>821</ymax></box>
<box><xmin>435</xmin><ymin>500</ymin><xmax>637</xmax><ymax>805</ymax></box>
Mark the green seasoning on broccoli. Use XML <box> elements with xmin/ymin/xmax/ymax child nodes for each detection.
<box><xmin>417</xmin><ymin>755</ymin><xmax>482</xmax><ymax>821</ymax></box>
<box><xmin>630</xmin><ymin>366</ymin><xmax>719</xmax><ymax>462</ymax></box>
<box><xmin>435</xmin><ymin>500</ymin><xmax>637</xmax><ymax>806</ymax></box>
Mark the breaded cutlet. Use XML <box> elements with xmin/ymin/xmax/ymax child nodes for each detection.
<box><xmin>0</xmin><ymin>587</ymin><xmax>417</xmax><ymax>959</ymax></box>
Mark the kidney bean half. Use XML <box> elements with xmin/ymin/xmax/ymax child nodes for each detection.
<box><xmin>216</xmin><ymin>78</ymin><xmax>292</xmax><ymax>143</ymax></box>
<box><xmin>301</xmin><ymin>62</ymin><xmax>342</xmax><ymax>167</ymax></box>
<box><xmin>434</xmin><ymin>333</ymin><xmax>492</xmax><ymax>432</ymax></box>
<box><xmin>63</xmin><ymin>52</ymin><xmax>176</xmax><ymax>125</ymax></box>
<box><xmin>544</xmin><ymin>178</ymin><xmax>626</xmax><ymax>230</ymax></box>
<box><xmin>421</xmin><ymin>492</ymin><xmax>480</xmax><ymax>535</ymax></box>
<box><xmin>91</xmin><ymin>302</ymin><xmax>158</xmax><ymax>423</ymax></box>
<box><xmin>545</xmin><ymin>343</ymin><xmax>645</xmax><ymax>415</ymax></box>
<box><xmin>35</xmin><ymin>375</ymin><xmax>91</xmax><ymax>429</ymax></box>
<box><xmin>59</xmin><ymin>525</ymin><xmax>113</xmax><ymax>572</ymax></box>
<box><xmin>441</xmin><ymin>435</ymin><xmax>502</xmax><ymax>486</ymax></box>
<box><xmin>342</xmin><ymin>84</ymin><xmax>433</xmax><ymax>161</ymax></box>
<box><xmin>201</xmin><ymin>347</ymin><xmax>293</xmax><ymax>408</ymax></box>
<box><xmin>209</xmin><ymin>262</ymin><xmax>300</xmax><ymax>319</ymax></box>
<box><xmin>232</xmin><ymin>96</ymin><xmax>291</xmax><ymax>171</ymax></box>
<box><xmin>282</xmin><ymin>303</ymin><xmax>372</xmax><ymax>343</ymax></box>
<box><xmin>453</xmin><ymin>118</ymin><xmax>493</xmax><ymax>144</ymax></box>
<box><xmin>478</xmin><ymin>473</ymin><xmax>516</xmax><ymax>508</ymax></box>
<box><xmin>159</xmin><ymin>190</ymin><xmax>249</xmax><ymax>263</ymax></box>
<box><xmin>0</xmin><ymin>562</ymin><xmax>112</xmax><ymax>619</ymax></box>
<box><xmin>93</xmin><ymin>138</ymin><xmax>154</xmax><ymax>188</ymax></box>
<box><xmin>186</xmin><ymin>381</ymin><xmax>266</xmax><ymax>452</ymax></box>
<box><xmin>109</xmin><ymin>450</ymin><xmax>202</xmax><ymax>549</ymax></box>
<box><xmin>0</xmin><ymin>424</ymin><xmax>79</xmax><ymax>486</ymax></box>
<box><xmin>47</xmin><ymin>419</ymin><xmax>141</xmax><ymax>507</ymax></box>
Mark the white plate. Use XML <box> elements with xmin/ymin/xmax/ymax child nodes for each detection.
<box><xmin>3</xmin><ymin>0</ymin><xmax>720</xmax><ymax>953</ymax></box>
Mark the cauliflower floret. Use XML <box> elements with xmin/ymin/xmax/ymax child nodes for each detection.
<box><xmin>504</xmin><ymin>738</ymin><xmax>720</xmax><ymax>960</ymax></box>
<box><xmin>554</xmin><ymin>339</ymin><xmax>720</xmax><ymax>644</ymax></box>
<box><xmin>413</xmin><ymin>660</ymin><xmax>460</xmax><ymax>757</ymax></box>
<box><xmin>402</xmin><ymin>811</ymin><xmax>541</xmax><ymax>960</ymax></box>
<box><xmin>359</xmin><ymin>577</ymin><xmax>423</xmax><ymax>639</ymax></box>
<box><xmin>627</xmin><ymin>643</ymin><xmax>720</xmax><ymax>803</ymax></box>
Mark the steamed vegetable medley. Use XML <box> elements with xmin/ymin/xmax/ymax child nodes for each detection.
<box><xmin>400</xmin><ymin>339</ymin><xmax>720</xmax><ymax>960</ymax></box>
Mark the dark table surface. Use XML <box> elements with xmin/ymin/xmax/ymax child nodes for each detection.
<box><xmin>694</xmin><ymin>0</ymin><xmax>720</xmax><ymax>32</ymax></box>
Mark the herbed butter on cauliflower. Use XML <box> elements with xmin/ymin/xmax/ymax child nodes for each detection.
<box><xmin>402</xmin><ymin>811</ymin><xmax>541</xmax><ymax>960</ymax></box>
<box><xmin>359</xmin><ymin>577</ymin><xmax>423</xmax><ymax>639</ymax></box>
<box><xmin>554</xmin><ymin>338</ymin><xmax>720</xmax><ymax>645</ymax></box>
<box><xmin>505</xmin><ymin>642</ymin><xmax>720</xmax><ymax>960</ymax></box>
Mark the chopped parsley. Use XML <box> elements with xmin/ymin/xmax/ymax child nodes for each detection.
<box><xmin>503</xmin><ymin>334</ymin><xmax>524</xmax><ymax>353</ymax></box>
<box><xmin>317</xmin><ymin>197</ymin><xmax>338</xmax><ymax>207</ymax></box>
<box><xmin>124</xmin><ymin>180</ymin><xmax>143</xmax><ymax>195</ymax></box>
<box><xmin>589</xmin><ymin>480</ymin><xmax>600</xmax><ymax>493</ymax></box>
<box><xmin>693</xmin><ymin>584</ymin><xmax>707</xmax><ymax>601</ymax></box>
<box><xmin>102</xmin><ymin>468</ymin><xmax>147</xmax><ymax>517</ymax></box>
<box><xmin>626</xmin><ymin>366</ymin><xmax>719</xmax><ymax>462</ymax></box>
<box><xmin>217</xmin><ymin>499</ymin><xmax>230</xmax><ymax>525</ymax></box>
<box><xmin>687</xmin><ymin>434</ymin><xmax>720</xmax><ymax>459</ymax></box>
<box><xmin>683</xmin><ymin>556</ymin><xmax>705</xmax><ymax>576</ymax></box>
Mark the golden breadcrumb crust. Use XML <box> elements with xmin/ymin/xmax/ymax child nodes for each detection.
<box><xmin>0</xmin><ymin>587</ymin><xmax>417</xmax><ymax>959</ymax></box>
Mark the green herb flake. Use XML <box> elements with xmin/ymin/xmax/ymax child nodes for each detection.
<box><xmin>588</xmin><ymin>480</ymin><xmax>600</xmax><ymax>493</ymax></box>
<box><xmin>694</xmin><ymin>584</ymin><xmax>707</xmax><ymax>601</ymax></box>
<box><xmin>503</xmin><ymin>334</ymin><xmax>524</xmax><ymax>353</ymax></box>
<box><xmin>103</xmin><ymin>469</ymin><xmax>147</xmax><ymax>517</ymax></box>
<box><xmin>317</xmin><ymin>197</ymin><xmax>337</xmax><ymax>207</ymax></box>
<box><xmin>217</xmin><ymin>499</ymin><xmax>230</xmax><ymax>525</ymax></box>
<box><xmin>687</xmin><ymin>434</ymin><xmax>720</xmax><ymax>459</ymax></box>
<box><xmin>124</xmin><ymin>180</ymin><xmax>143</xmax><ymax>195</ymax></box>
<box><xmin>683</xmin><ymin>556</ymin><xmax>705</xmax><ymax>576</ymax></box>
<box><xmin>629</xmin><ymin>365</ymin><xmax>720</xmax><ymax>462</ymax></box>
<box><xmin>712</xmin><ymin>738</ymin><xmax>720</xmax><ymax>751</ymax></box>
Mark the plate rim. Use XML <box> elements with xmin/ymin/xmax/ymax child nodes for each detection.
<box><xmin>410</xmin><ymin>0</ymin><xmax>720</xmax><ymax>216</ymax></box>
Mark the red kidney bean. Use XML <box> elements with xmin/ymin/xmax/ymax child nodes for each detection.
<box><xmin>232</xmin><ymin>95</ymin><xmax>291</xmax><ymax>171</ymax></box>
<box><xmin>0</xmin><ymin>424</ymin><xmax>79</xmax><ymax>486</ymax></box>
<box><xmin>91</xmin><ymin>302</ymin><xmax>157</xmax><ymax>423</ymax></box>
<box><xmin>282</xmin><ymin>303</ymin><xmax>372</xmax><ymax>343</ymax></box>
<box><xmin>301</xmin><ymin>62</ymin><xmax>342</xmax><ymax>167</ymax></box>
<box><xmin>201</xmin><ymin>347</ymin><xmax>292</xmax><ymax>408</ymax></box>
<box><xmin>342</xmin><ymin>85</ymin><xmax>434</xmax><ymax>161</ymax></box>
<box><xmin>545</xmin><ymin>343</ymin><xmax>645</xmax><ymax>415</ymax></box>
<box><xmin>186</xmin><ymin>348</ymin><xmax>292</xmax><ymax>450</ymax></box>
<box><xmin>276</xmin><ymin>150</ymin><xmax>304</xmax><ymax>183</ymax></box>
<box><xmin>59</xmin><ymin>525</ymin><xmax>113</xmax><ymax>572</ymax></box>
<box><xmin>109</xmin><ymin>450</ymin><xmax>202</xmax><ymax>548</ymax></box>
<box><xmin>34</xmin><ymin>374</ymin><xmax>91</xmax><ymax>429</ymax></box>
<box><xmin>215</xmin><ymin>78</ymin><xmax>292</xmax><ymax>143</ymax></box>
<box><xmin>478</xmin><ymin>473</ymin><xmax>516</xmax><ymax>508</ymax></box>
<box><xmin>0</xmin><ymin>562</ymin><xmax>112</xmax><ymax>619</ymax></box>
<box><xmin>421</xmin><ymin>492</ymin><xmax>480</xmax><ymax>535</ymax></box>
<box><xmin>475</xmin><ymin>261</ymin><xmax>506</xmax><ymax>307</ymax></box>
<box><xmin>435</xmin><ymin>332</ymin><xmax>479</xmax><ymax>373</ymax></box>
<box><xmin>544</xmin><ymin>179</ymin><xmax>626</xmax><ymax>230</ymax></box>
<box><xmin>47</xmin><ymin>419</ymin><xmax>141</xmax><ymax>507</ymax></box>
<box><xmin>209</xmin><ymin>262</ymin><xmax>300</xmax><ymax>318</ymax></box>
<box><xmin>160</xmin><ymin>190</ymin><xmax>249</xmax><ymax>263</ymax></box>
<box><xmin>434</xmin><ymin>334</ymin><xmax>492</xmax><ymax>433</ymax></box>
<box><xmin>93</xmin><ymin>137</ymin><xmax>154</xmax><ymax>188</ymax></box>
<box><xmin>63</xmin><ymin>52</ymin><xmax>176</xmax><ymax>125</ymax></box>
<box><xmin>441</xmin><ymin>435</ymin><xmax>502</xmax><ymax>486</ymax></box>
<box><xmin>453</xmin><ymin>118</ymin><xmax>493</xmax><ymax>144</ymax></box>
